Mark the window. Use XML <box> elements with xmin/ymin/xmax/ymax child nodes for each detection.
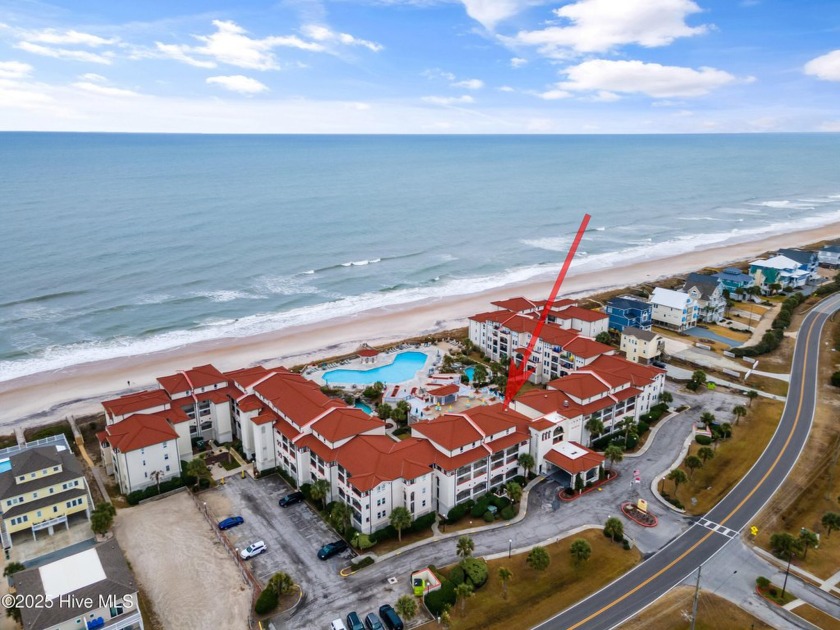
<box><xmin>141</xmin><ymin>448</ymin><xmax>145</xmax><ymax>455</ymax></box>
<box><xmin>164</xmin><ymin>454</ymin><xmax>169</xmax><ymax>460</ymax></box>
<box><xmin>53</xmin><ymin>466</ymin><xmax>59</xmax><ymax>472</ymax></box>
<box><xmin>163</xmin><ymin>442</ymin><xmax>168</xmax><ymax>448</ymax></box>
<box><xmin>165</xmin><ymin>465</ymin><xmax>171</xmax><ymax>472</ymax></box>
<box><xmin>110</xmin><ymin>603</ymin><xmax>124</xmax><ymax>617</ymax></box>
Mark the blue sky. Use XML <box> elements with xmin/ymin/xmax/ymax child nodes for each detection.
<box><xmin>0</xmin><ymin>0</ymin><xmax>838</xmax><ymax>132</ymax></box>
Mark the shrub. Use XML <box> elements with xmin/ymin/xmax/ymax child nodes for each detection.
<box><xmin>695</xmin><ymin>435</ymin><xmax>712</xmax><ymax>446</ymax></box>
<box><xmin>425</xmin><ymin>579</ymin><xmax>456</xmax><ymax>616</ymax></box>
<box><xmin>470</xmin><ymin>496</ymin><xmax>492</xmax><ymax>518</ymax></box>
<box><xmin>622</xmin><ymin>539</ymin><xmax>631</xmax><ymax>550</ymax></box>
<box><xmin>254</xmin><ymin>588</ymin><xmax>279</xmax><ymax>615</ymax></box>
<box><xmin>369</xmin><ymin>525</ymin><xmax>398</xmax><ymax>543</ymax></box>
<box><xmin>447</xmin><ymin>504</ymin><xmax>468</xmax><ymax>523</ymax></box>
<box><xmin>831</xmin><ymin>371</ymin><xmax>840</xmax><ymax>388</ymax></box>
<box><xmin>462</xmin><ymin>557</ymin><xmax>489</xmax><ymax>588</ymax></box>
<box><xmin>500</xmin><ymin>505</ymin><xmax>516</xmax><ymax>520</ymax></box>
<box><xmin>350</xmin><ymin>556</ymin><xmax>374</xmax><ymax>571</ymax></box>
<box><xmin>300</xmin><ymin>483</ymin><xmax>313</xmax><ymax>502</ymax></box>
<box><xmin>354</xmin><ymin>534</ymin><xmax>375</xmax><ymax>550</ymax></box>
<box><xmin>756</xmin><ymin>576</ymin><xmax>770</xmax><ymax>589</ymax></box>
<box><xmin>490</xmin><ymin>494</ymin><xmax>512</xmax><ymax>510</ymax></box>
<box><xmin>513</xmin><ymin>475</ymin><xmax>527</xmax><ymax>487</ymax></box>
<box><xmin>625</xmin><ymin>435</ymin><xmax>639</xmax><ymax>450</ymax></box>
<box><xmin>410</xmin><ymin>512</ymin><xmax>437</xmax><ymax>533</ymax></box>
<box><xmin>449</xmin><ymin>565</ymin><xmax>465</xmax><ymax>586</ymax></box>
<box><xmin>637</xmin><ymin>421</ymin><xmax>650</xmax><ymax>435</ymax></box>
<box><xmin>482</xmin><ymin>511</ymin><xmax>495</xmax><ymax>523</ymax></box>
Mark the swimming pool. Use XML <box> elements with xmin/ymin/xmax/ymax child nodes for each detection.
<box><xmin>464</xmin><ymin>366</ymin><xmax>475</xmax><ymax>381</ymax></box>
<box><xmin>324</xmin><ymin>351</ymin><xmax>427</xmax><ymax>385</ymax></box>
<box><xmin>354</xmin><ymin>401</ymin><xmax>373</xmax><ymax>414</ymax></box>
<box><xmin>0</xmin><ymin>459</ymin><xmax>11</xmax><ymax>473</ymax></box>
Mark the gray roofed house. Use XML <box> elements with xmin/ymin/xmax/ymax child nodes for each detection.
<box><xmin>778</xmin><ymin>248</ymin><xmax>819</xmax><ymax>281</ymax></box>
<box><xmin>818</xmin><ymin>244</ymin><xmax>840</xmax><ymax>268</ymax></box>
<box><xmin>11</xmin><ymin>538</ymin><xmax>143</xmax><ymax>630</ymax></box>
<box><xmin>620</xmin><ymin>327</ymin><xmax>665</xmax><ymax>364</ymax></box>
<box><xmin>682</xmin><ymin>273</ymin><xmax>726</xmax><ymax>323</ymax></box>
<box><xmin>622</xmin><ymin>326</ymin><xmax>659</xmax><ymax>342</ymax></box>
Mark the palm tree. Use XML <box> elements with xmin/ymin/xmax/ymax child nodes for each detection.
<box><xmin>697</xmin><ymin>446</ymin><xmax>715</xmax><ymax>464</ymax></box>
<box><xmin>569</xmin><ymin>538</ymin><xmax>592</xmax><ymax>565</ymax></box>
<box><xmin>732</xmin><ymin>405</ymin><xmax>747</xmax><ymax>425</ymax></box>
<box><xmin>604</xmin><ymin>444</ymin><xmax>623</xmax><ymax>472</ymax></box>
<box><xmin>505</xmin><ymin>481</ymin><xmax>523</xmax><ymax>504</ymax></box>
<box><xmin>454</xmin><ymin>583</ymin><xmax>474</xmax><ymax>615</ymax></box>
<box><xmin>770</xmin><ymin>532</ymin><xmax>802</xmax><ymax>599</ymax></box>
<box><xmin>746</xmin><ymin>390</ymin><xmax>759</xmax><ymax>407</ymax></box>
<box><xmin>822</xmin><ymin>512</ymin><xmax>840</xmax><ymax>537</ymax></box>
<box><xmin>472</xmin><ymin>363</ymin><xmax>488</xmax><ymax>384</ymax></box>
<box><xmin>526</xmin><ymin>546</ymin><xmax>550</xmax><ymax>571</ymax></box>
<box><xmin>185</xmin><ymin>457</ymin><xmax>211</xmax><ymax>491</ymax></box>
<box><xmin>720</xmin><ymin>422</ymin><xmax>733</xmax><ymax>440</ymax></box>
<box><xmin>395</xmin><ymin>595</ymin><xmax>417</xmax><ymax>621</ymax></box>
<box><xmin>330</xmin><ymin>502</ymin><xmax>352</xmax><ymax>535</ymax></box>
<box><xmin>456</xmin><ymin>535</ymin><xmax>474</xmax><ymax>560</ymax></box>
<box><xmin>517</xmin><ymin>453</ymin><xmax>535</xmax><ymax>478</ymax></box>
<box><xmin>585</xmin><ymin>417</ymin><xmax>604</xmax><ymax>444</ymax></box>
<box><xmin>3</xmin><ymin>561</ymin><xmax>25</xmax><ymax>578</ymax></box>
<box><xmin>603</xmin><ymin>517</ymin><xmax>624</xmax><ymax>542</ymax></box>
<box><xmin>691</xmin><ymin>370</ymin><xmax>707</xmax><ymax>386</ymax></box>
<box><xmin>498</xmin><ymin>567</ymin><xmax>512</xmax><ymax>599</ymax></box>
<box><xmin>620</xmin><ymin>416</ymin><xmax>636</xmax><ymax>444</ymax></box>
<box><xmin>799</xmin><ymin>529</ymin><xmax>819</xmax><ymax>560</ymax></box>
<box><xmin>389</xmin><ymin>507</ymin><xmax>412</xmax><ymax>542</ymax></box>
<box><xmin>310</xmin><ymin>478</ymin><xmax>330</xmax><ymax>510</ymax></box>
<box><xmin>684</xmin><ymin>455</ymin><xmax>702</xmax><ymax>479</ymax></box>
<box><xmin>699</xmin><ymin>412</ymin><xmax>716</xmax><ymax>429</ymax></box>
<box><xmin>150</xmin><ymin>470</ymin><xmax>164</xmax><ymax>495</ymax></box>
<box><xmin>667</xmin><ymin>469</ymin><xmax>688</xmax><ymax>498</ymax></box>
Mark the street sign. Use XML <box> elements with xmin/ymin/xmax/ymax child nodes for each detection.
<box><xmin>750</xmin><ymin>525</ymin><xmax>758</xmax><ymax>537</ymax></box>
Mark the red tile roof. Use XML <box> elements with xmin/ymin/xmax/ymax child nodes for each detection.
<box><xmin>311</xmin><ymin>408</ymin><xmax>385</xmax><ymax>443</ymax></box>
<box><xmin>224</xmin><ymin>366</ymin><xmax>270</xmax><ymax>389</ymax></box>
<box><xmin>157</xmin><ymin>364</ymin><xmax>227</xmax><ymax>395</ymax></box>
<box><xmin>412</xmin><ymin>404</ymin><xmax>529</xmax><ymax>451</ymax></box>
<box><xmin>103</xmin><ymin>412</ymin><xmax>179</xmax><ymax>453</ymax></box>
<box><xmin>589</xmin><ymin>354</ymin><xmax>664</xmax><ymax>387</ymax></box>
<box><xmin>102</xmin><ymin>389</ymin><xmax>171</xmax><ymax>418</ymax></box>
<box><xmin>563</xmin><ymin>337</ymin><xmax>614</xmax><ymax>359</ymax></box>
<box><xmin>490</xmin><ymin>297</ymin><xmax>539</xmax><ymax>312</ymax></box>
<box><xmin>253</xmin><ymin>410</ymin><xmax>279</xmax><ymax>426</ymax></box>
<box><xmin>428</xmin><ymin>384</ymin><xmax>459</xmax><ymax>397</ymax></box>
<box><xmin>336</xmin><ymin>435</ymin><xmax>436</xmax><ymax>492</ymax></box>
<box><xmin>254</xmin><ymin>369</ymin><xmax>345</xmax><ymax>426</ymax></box>
<box><xmin>237</xmin><ymin>395</ymin><xmax>263</xmax><ymax>413</ymax></box>
<box><xmin>195</xmin><ymin>386</ymin><xmax>241</xmax><ymax>405</ymax></box>
<box><xmin>358</xmin><ymin>348</ymin><xmax>380</xmax><ymax>357</ymax></box>
<box><xmin>544</xmin><ymin>442</ymin><xmax>604</xmax><ymax>474</ymax></box>
<box><xmin>549</xmin><ymin>372</ymin><xmax>610</xmax><ymax>400</ymax></box>
<box><xmin>550</xmin><ymin>305</ymin><xmax>609</xmax><ymax>323</ymax></box>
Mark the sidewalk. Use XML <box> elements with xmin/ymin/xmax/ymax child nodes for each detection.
<box><xmin>665</xmin><ymin>363</ymin><xmax>786</xmax><ymax>401</ymax></box>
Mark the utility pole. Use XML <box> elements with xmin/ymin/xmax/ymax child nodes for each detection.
<box><xmin>690</xmin><ymin>564</ymin><xmax>702</xmax><ymax>630</ymax></box>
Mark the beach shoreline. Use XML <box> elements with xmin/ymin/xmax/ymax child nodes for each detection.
<box><xmin>2</xmin><ymin>220</ymin><xmax>840</xmax><ymax>430</ymax></box>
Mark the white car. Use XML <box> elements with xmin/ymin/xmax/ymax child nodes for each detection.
<box><xmin>240</xmin><ymin>540</ymin><xmax>266</xmax><ymax>559</ymax></box>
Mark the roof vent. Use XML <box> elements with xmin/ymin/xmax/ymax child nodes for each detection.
<box><xmin>563</xmin><ymin>400</ymin><xmax>569</xmax><ymax>407</ymax></box>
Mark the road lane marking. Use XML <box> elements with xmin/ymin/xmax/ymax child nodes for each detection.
<box><xmin>696</xmin><ymin>518</ymin><xmax>737</xmax><ymax>539</ymax></box>
<box><xmin>562</xmin><ymin>305</ymin><xmax>833</xmax><ymax>630</ymax></box>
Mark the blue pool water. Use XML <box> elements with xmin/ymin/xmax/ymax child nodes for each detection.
<box><xmin>465</xmin><ymin>366</ymin><xmax>475</xmax><ymax>381</ymax></box>
<box><xmin>324</xmin><ymin>351</ymin><xmax>427</xmax><ymax>385</ymax></box>
<box><xmin>0</xmin><ymin>460</ymin><xmax>11</xmax><ymax>473</ymax></box>
<box><xmin>354</xmin><ymin>401</ymin><xmax>373</xmax><ymax>414</ymax></box>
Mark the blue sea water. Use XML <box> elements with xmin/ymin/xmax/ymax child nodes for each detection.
<box><xmin>2</xmin><ymin>133</ymin><xmax>840</xmax><ymax>383</ymax></box>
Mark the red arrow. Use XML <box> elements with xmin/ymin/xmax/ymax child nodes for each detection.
<box><xmin>503</xmin><ymin>213</ymin><xmax>591</xmax><ymax>408</ymax></box>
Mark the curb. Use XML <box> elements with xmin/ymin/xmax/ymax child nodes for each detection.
<box><xmin>625</xmin><ymin>407</ymin><xmax>686</xmax><ymax>459</ymax></box>
<box><xmin>650</xmin><ymin>433</ymin><xmax>693</xmax><ymax>514</ymax></box>
<box><xmin>620</xmin><ymin>502</ymin><xmax>658</xmax><ymax>528</ymax></box>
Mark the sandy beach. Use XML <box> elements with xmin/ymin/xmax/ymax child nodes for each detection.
<box><xmin>2</xmin><ymin>221</ymin><xmax>840</xmax><ymax>430</ymax></box>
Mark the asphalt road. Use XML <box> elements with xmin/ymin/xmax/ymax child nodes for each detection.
<box><xmin>536</xmin><ymin>292</ymin><xmax>840</xmax><ymax>630</ymax></box>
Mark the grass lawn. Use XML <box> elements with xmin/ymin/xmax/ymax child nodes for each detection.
<box><xmin>663</xmin><ymin>397</ymin><xmax>784</xmax><ymax>515</ymax></box>
<box><xmin>753</xmin><ymin>316</ymin><xmax>840</xmax><ymax>580</ymax></box>
<box><xmin>619</xmin><ymin>586</ymin><xmax>773</xmax><ymax>630</ymax></box>
<box><xmin>0</xmin><ymin>433</ymin><xmax>17</xmax><ymax>449</ymax></box>
<box><xmin>791</xmin><ymin>602</ymin><xmax>840</xmax><ymax>630</ymax></box>
<box><xmin>705</xmin><ymin>323</ymin><xmax>751</xmax><ymax>342</ymax></box>
<box><xmin>367</xmin><ymin>526</ymin><xmax>435</xmax><ymax>555</ymax></box>
<box><xmin>756</xmin><ymin>582</ymin><xmax>797</xmax><ymax>606</ymax></box>
<box><xmin>444</xmin><ymin>530</ymin><xmax>640</xmax><ymax>630</ymax></box>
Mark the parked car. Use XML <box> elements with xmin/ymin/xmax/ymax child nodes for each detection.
<box><xmin>318</xmin><ymin>540</ymin><xmax>349</xmax><ymax>560</ymax></box>
<box><xmin>218</xmin><ymin>516</ymin><xmax>244</xmax><ymax>530</ymax></box>
<box><xmin>346</xmin><ymin>612</ymin><xmax>364</xmax><ymax>630</ymax></box>
<box><xmin>363</xmin><ymin>613</ymin><xmax>384</xmax><ymax>630</ymax></box>
<box><xmin>378</xmin><ymin>605</ymin><xmax>404</xmax><ymax>630</ymax></box>
<box><xmin>651</xmin><ymin>360</ymin><xmax>667</xmax><ymax>369</ymax></box>
<box><xmin>240</xmin><ymin>541</ymin><xmax>266</xmax><ymax>559</ymax></box>
<box><xmin>330</xmin><ymin>620</ymin><xmax>347</xmax><ymax>630</ymax></box>
<box><xmin>279</xmin><ymin>491</ymin><xmax>304</xmax><ymax>507</ymax></box>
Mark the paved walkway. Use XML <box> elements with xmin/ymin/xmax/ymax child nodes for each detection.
<box><xmin>68</xmin><ymin>415</ymin><xmax>111</xmax><ymax>506</ymax></box>
<box><xmin>665</xmin><ymin>364</ymin><xmax>787</xmax><ymax>401</ymax></box>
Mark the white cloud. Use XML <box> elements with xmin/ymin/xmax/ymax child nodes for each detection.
<box><xmin>556</xmin><ymin>59</ymin><xmax>736</xmax><ymax>98</ymax></box>
<box><xmin>422</xmin><ymin>68</ymin><xmax>456</xmax><ymax>81</ymax></box>
<box><xmin>346</xmin><ymin>102</ymin><xmax>371</xmax><ymax>110</ymax></box>
<box><xmin>510</xmin><ymin>57</ymin><xmax>528</xmax><ymax>68</ymax></box>
<box><xmin>157</xmin><ymin>20</ymin><xmax>325</xmax><ymax>71</ymax></box>
<box><xmin>452</xmin><ymin>78</ymin><xmax>484</xmax><ymax>89</ymax></box>
<box><xmin>15</xmin><ymin>41</ymin><xmax>113</xmax><ymax>64</ymax></box>
<box><xmin>71</xmin><ymin>81</ymin><xmax>139</xmax><ymax>97</ymax></box>
<box><xmin>422</xmin><ymin>95</ymin><xmax>475</xmax><ymax>105</ymax></box>
<box><xmin>589</xmin><ymin>90</ymin><xmax>620</xmax><ymax>102</ymax></box>
<box><xmin>300</xmin><ymin>24</ymin><xmax>383</xmax><ymax>52</ymax></box>
<box><xmin>25</xmin><ymin>29</ymin><xmax>117</xmax><ymax>47</ymax></box>
<box><xmin>206</xmin><ymin>74</ymin><xmax>269</xmax><ymax>95</ymax></box>
<box><xmin>509</xmin><ymin>0</ymin><xmax>709</xmax><ymax>57</ymax></box>
<box><xmin>804</xmin><ymin>50</ymin><xmax>840</xmax><ymax>82</ymax></box>
<box><xmin>78</xmin><ymin>73</ymin><xmax>107</xmax><ymax>83</ymax></box>
<box><xmin>0</xmin><ymin>61</ymin><xmax>32</xmax><ymax>79</ymax></box>
<box><xmin>499</xmin><ymin>85</ymin><xmax>515</xmax><ymax>92</ymax></box>
<box><xmin>538</xmin><ymin>89</ymin><xmax>571</xmax><ymax>100</ymax></box>
<box><xmin>459</xmin><ymin>0</ymin><xmax>536</xmax><ymax>31</ymax></box>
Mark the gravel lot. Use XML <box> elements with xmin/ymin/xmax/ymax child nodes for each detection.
<box><xmin>114</xmin><ymin>490</ymin><xmax>251</xmax><ymax>630</ymax></box>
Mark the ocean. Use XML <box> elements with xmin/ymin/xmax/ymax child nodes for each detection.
<box><xmin>2</xmin><ymin>133</ymin><xmax>839</xmax><ymax>382</ymax></box>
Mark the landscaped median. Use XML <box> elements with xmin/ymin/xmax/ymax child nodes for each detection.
<box><xmin>423</xmin><ymin>529</ymin><xmax>639</xmax><ymax>630</ymax></box>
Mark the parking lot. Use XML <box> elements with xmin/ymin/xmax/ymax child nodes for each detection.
<box><xmin>204</xmin><ymin>474</ymin><xmax>421</xmax><ymax>628</ymax></box>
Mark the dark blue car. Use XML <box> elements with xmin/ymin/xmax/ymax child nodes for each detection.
<box><xmin>317</xmin><ymin>540</ymin><xmax>349</xmax><ymax>560</ymax></box>
<box><xmin>218</xmin><ymin>516</ymin><xmax>244</xmax><ymax>530</ymax></box>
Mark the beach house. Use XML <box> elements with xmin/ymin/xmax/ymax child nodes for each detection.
<box><xmin>604</xmin><ymin>296</ymin><xmax>652</xmax><ymax>332</ymax></box>
<box><xmin>682</xmin><ymin>273</ymin><xmax>726</xmax><ymax>323</ymax></box>
<box><xmin>818</xmin><ymin>244</ymin><xmax>840</xmax><ymax>268</ymax></box>
<box><xmin>620</xmin><ymin>327</ymin><xmax>665</xmax><ymax>364</ymax></box>
<box><xmin>749</xmin><ymin>255</ymin><xmax>810</xmax><ymax>293</ymax></box>
<box><xmin>649</xmin><ymin>288</ymin><xmax>699</xmax><ymax>331</ymax></box>
<box><xmin>779</xmin><ymin>248</ymin><xmax>819</xmax><ymax>281</ymax></box>
<box><xmin>0</xmin><ymin>436</ymin><xmax>93</xmax><ymax>550</ymax></box>
<box><xmin>10</xmin><ymin>539</ymin><xmax>142</xmax><ymax>630</ymax></box>
<box><xmin>713</xmin><ymin>267</ymin><xmax>755</xmax><ymax>297</ymax></box>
